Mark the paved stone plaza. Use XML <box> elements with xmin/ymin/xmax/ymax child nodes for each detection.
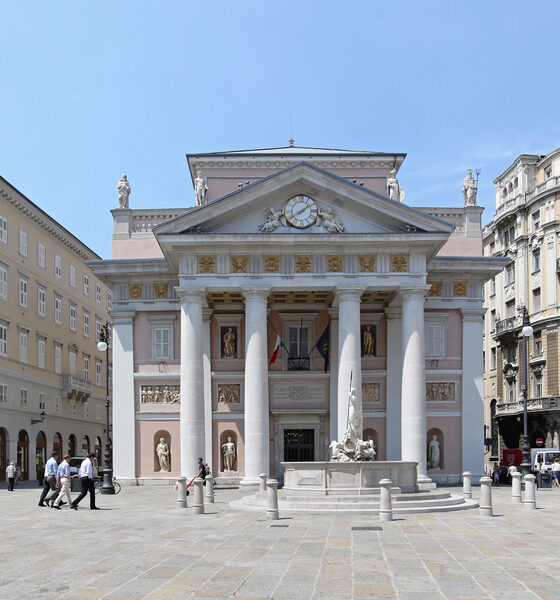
<box><xmin>1</xmin><ymin>483</ymin><xmax>559</xmax><ymax>600</ymax></box>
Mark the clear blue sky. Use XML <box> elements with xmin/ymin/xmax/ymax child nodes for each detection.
<box><xmin>1</xmin><ymin>1</ymin><xmax>559</xmax><ymax>258</ymax></box>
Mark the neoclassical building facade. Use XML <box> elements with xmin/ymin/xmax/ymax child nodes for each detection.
<box><xmin>91</xmin><ymin>146</ymin><xmax>504</xmax><ymax>484</ymax></box>
<box><xmin>483</xmin><ymin>147</ymin><xmax>560</xmax><ymax>466</ymax></box>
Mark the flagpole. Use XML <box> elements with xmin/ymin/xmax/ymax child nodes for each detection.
<box><xmin>267</xmin><ymin>319</ymin><xmax>291</xmax><ymax>359</ymax></box>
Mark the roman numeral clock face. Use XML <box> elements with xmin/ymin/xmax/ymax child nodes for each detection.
<box><xmin>284</xmin><ymin>195</ymin><xmax>318</xmax><ymax>228</ymax></box>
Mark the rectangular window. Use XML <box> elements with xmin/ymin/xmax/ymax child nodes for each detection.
<box><xmin>54</xmin><ymin>344</ymin><xmax>62</xmax><ymax>374</ymax></box>
<box><xmin>0</xmin><ymin>264</ymin><xmax>7</xmax><ymax>300</ymax></box>
<box><xmin>83</xmin><ymin>274</ymin><xmax>89</xmax><ymax>296</ymax></box>
<box><xmin>54</xmin><ymin>254</ymin><xmax>62</xmax><ymax>278</ymax></box>
<box><xmin>18</xmin><ymin>229</ymin><xmax>28</xmax><ymax>257</ymax></box>
<box><xmin>18</xmin><ymin>330</ymin><xmax>28</xmax><ymax>363</ymax></box>
<box><xmin>83</xmin><ymin>311</ymin><xmax>90</xmax><ymax>337</ymax></box>
<box><xmin>83</xmin><ymin>355</ymin><xmax>90</xmax><ymax>380</ymax></box>
<box><xmin>545</xmin><ymin>166</ymin><xmax>552</xmax><ymax>179</ymax></box>
<box><xmin>96</xmin><ymin>283</ymin><xmax>101</xmax><ymax>303</ymax></box>
<box><xmin>534</xmin><ymin>332</ymin><xmax>543</xmax><ymax>356</ymax></box>
<box><xmin>69</xmin><ymin>350</ymin><xmax>77</xmax><ymax>376</ymax></box>
<box><xmin>153</xmin><ymin>327</ymin><xmax>171</xmax><ymax>359</ymax></box>
<box><xmin>490</xmin><ymin>347</ymin><xmax>497</xmax><ymax>370</ymax></box>
<box><xmin>95</xmin><ymin>360</ymin><xmax>102</xmax><ymax>385</ymax></box>
<box><xmin>0</xmin><ymin>384</ymin><xmax>6</xmax><ymax>404</ymax></box>
<box><xmin>69</xmin><ymin>303</ymin><xmax>76</xmax><ymax>331</ymax></box>
<box><xmin>532</xmin><ymin>249</ymin><xmax>541</xmax><ymax>272</ymax></box>
<box><xmin>0</xmin><ymin>216</ymin><xmax>7</xmax><ymax>245</ymax></box>
<box><xmin>37</xmin><ymin>242</ymin><xmax>46</xmax><ymax>268</ymax></box>
<box><xmin>107</xmin><ymin>291</ymin><xmax>112</xmax><ymax>311</ymax></box>
<box><xmin>490</xmin><ymin>277</ymin><xmax>496</xmax><ymax>297</ymax></box>
<box><xmin>505</xmin><ymin>300</ymin><xmax>516</xmax><ymax>319</ymax></box>
<box><xmin>491</xmin><ymin>309</ymin><xmax>496</xmax><ymax>330</ymax></box>
<box><xmin>54</xmin><ymin>295</ymin><xmax>62</xmax><ymax>324</ymax></box>
<box><xmin>55</xmin><ymin>395</ymin><xmax>61</xmax><ymax>413</ymax></box>
<box><xmin>20</xmin><ymin>389</ymin><xmax>27</xmax><ymax>407</ymax></box>
<box><xmin>426</xmin><ymin>323</ymin><xmax>445</xmax><ymax>358</ymax></box>
<box><xmin>503</xmin><ymin>228</ymin><xmax>510</xmax><ymax>248</ymax></box>
<box><xmin>37</xmin><ymin>285</ymin><xmax>46</xmax><ymax>317</ymax></box>
<box><xmin>69</xmin><ymin>264</ymin><xmax>76</xmax><ymax>288</ymax></box>
<box><xmin>534</xmin><ymin>373</ymin><xmax>543</xmax><ymax>398</ymax></box>
<box><xmin>0</xmin><ymin>322</ymin><xmax>7</xmax><ymax>357</ymax></box>
<box><xmin>508</xmin><ymin>381</ymin><xmax>516</xmax><ymax>403</ymax></box>
<box><xmin>70</xmin><ymin>398</ymin><xmax>76</xmax><ymax>416</ymax></box>
<box><xmin>533</xmin><ymin>288</ymin><xmax>542</xmax><ymax>312</ymax></box>
<box><xmin>19</xmin><ymin>276</ymin><xmax>28</xmax><ymax>308</ymax></box>
<box><xmin>532</xmin><ymin>210</ymin><xmax>540</xmax><ymax>231</ymax></box>
<box><xmin>39</xmin><ymin>392</ymin><xmax>45</xmax><ymax>411</ymax></box>
<box><xmin>37</xmin><ymin>336</ymin><xmax>46</xmax><ymax>369</ymax></box>
<box><xmin>505</xmin><ymin>262</ymin><xmax>515</xmax><ymax>284</ymax></box>
<box><xmin>288</xmin><ymin>326</ymin><xmax>309</xmax><ymax>358</ymax></box>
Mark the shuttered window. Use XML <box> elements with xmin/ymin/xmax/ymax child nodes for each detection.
<box><xmin>426</xmin><ymin>323</ymin><xmax>444</xmax><ymax>358</ymax></box>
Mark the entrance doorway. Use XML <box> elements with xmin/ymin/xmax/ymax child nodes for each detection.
<box><xmin>283</xmin><ymin>429</ymin><xmax>314</xmax><ymax>462</ymax></box>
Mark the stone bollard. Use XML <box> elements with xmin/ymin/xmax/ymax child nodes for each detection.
<box><xmin>379</xmin><ymin>478</ymin><xmax>393</xmax><ymax>522</ymax></box>
<box><xmin>193</xmin><ymin>478</ymin><xmax>205</xmax><ymax>514</ymax></box>
<box><xmin>462</xmin><ymin>471</ymin><xmax>472</xmax><ymax>499</ymax></box>
<box><xmin>205</xmin><ymin>474</ymin><xmax>215</xmax><ymax>504</ymax></box>
<box><xmin>479</xmin><ymin>476</ymin><xmax>493</xmax><ymax>516</ymax></box>
<box><xmin>259</xmin><ymin>472</ymin><xmax>267</xmax><ymax>493</ymax></box>
<box><xmin>511</xmin><ymin>471</ymin><xmax>522</xmax><ymax>504</ymax></box>
<box><xmin>176</xmin><ymin>477</ymin><xmax>187</xmax><ymax>508</ymax></box>
<box><xmin>266</xmin><ymin>479</ymin><xmax>279</xmax><ymax>520</ymax></box>
<box><xmin>524</xmin><ymin>474</ymin><xmax>537</xmax><ymax>510</ymax></box>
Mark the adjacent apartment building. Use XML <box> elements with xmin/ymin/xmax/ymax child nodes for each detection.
<box><xmin>0</xmin><ymin>175</ymin><xmax>112</xmax><ymax>482</ymax></box>
<box><xmin>483</xmin><ymin>148</ymin><xmax>560</xmax><ymax>466</ymax></box>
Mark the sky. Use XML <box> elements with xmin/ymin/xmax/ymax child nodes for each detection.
<box><xmin>1</xmin><ymin>1</ymin><xmax>560</xmax><ymax>258</ymax></box>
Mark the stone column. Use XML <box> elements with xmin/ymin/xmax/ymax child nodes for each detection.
<box><xmin>385</xmin><ymin>307</ymin><xmax>403</xmax><ymax>460</ymax></box>
<box><xmin>240</xmin><ymin>288</ymin><xmax>270</xmax><ymax>486</ymax></box>
<box><xmin>461</xmin><ymin>309</ymin><xmax>486</xmax><ymax>479</ymax></box>
<box><xmin>328</xmin><ymin>308</ymin><xmax>339</xmax><ymax>444</ymax></box>
<box><xmin>111</xmin><ymin>310</ymin><xmax>137</xmax><ymax>480</ymax></box>
<box><xmin>202</xmin><ymin>309</ymin><xmax>213</xmax><ymax>471</ymax></box>
<box><xmin>178</xmin><ymin>288</ymin><xmax>206</xmax><ymax>479</ymax></box>
<box><xmin>336</xmin><ymin>288</ymin><xmax>364</xmax><ymax>441</ymax></box>
<box><xmin>401</xmin><ymin>287</ymin><xmax>430</xmax><ymax>483</ymax></box>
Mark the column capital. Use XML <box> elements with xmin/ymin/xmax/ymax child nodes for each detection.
<box><xmin>242</xmin><ymin>287</ymin><xmax>270</xmax><ymax>302</ymax></box>
<box><xmin>202</xmin><ymin>308</ymin><xmax>213</xmax><ymax>321</ymax></box>
<box><xmin>384</xmin><ymin>307</ymin><xmax>402</xmax><ymax>319</ymax></box>
<box><xmin>110</xmin><ymin>310</ymin><xmax>136</xmax><ymax>325</ymax></box>
<box><xmin>460</xmin><ymin>308</ymin><xmax>486</xmax><ymax>321</ymax></box>
<box><xmin>175</xmin><ymin>287</ymin><xmax>207</xmax><ymax>304</ymax></box>
<box><xmin>334</xmin><ymin>287</ymin><xmax>365</xmax><ymax>303</ymax></box>
<box><xmin>399</xmin><ymin>285</ymin><xmax>431</xmax><ymax>300</ymax></box>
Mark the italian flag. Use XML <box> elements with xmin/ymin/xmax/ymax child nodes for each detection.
<box><xmin>269</xmin><ymin>334</ymin><xmax>285</xmax><ymax>366</ymax></box>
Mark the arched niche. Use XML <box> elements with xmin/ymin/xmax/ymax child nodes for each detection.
<box><xmin>427</xmin><ymin>428</ymin><xmax>444</xmax><ymax>470</ymax></box>
<box><xmin>35</xmin><ymin>431</ymin><xmax>47</xmax><ymax>479</ymax></box>
<box><xmin>81</xmin><ymin>435</ymin><xmax>90</xmax><ymax>455</ymax></box>
<box><xmin>362</xmin><ymin>428</ymin><xmax>378</xmax><ymax>458</ymax></box>
<box><xmin>220</xmin><ymin>430</ymin><xmax>237</xmax><ymax>472</ymax></box>
<box><xmin>17</xmin><ymin>429</ymin><xmax>29</xmax><ymax>480</ymax></box>
<box><xmin>53</xmin><ymin>433</ymin><xmax>63</xmax><ymax>456</ymax></box>
<box><xmin>154</xmin><ymin>430</ymin><xmax>171</xmax><ymax>473</ymax></box>
<box><xmin>68</xmin><ymin>434</ymin><xmax>76</xmax><ymax>457</ymax></box>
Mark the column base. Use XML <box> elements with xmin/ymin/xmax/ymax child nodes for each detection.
<box><xmin>417</xmin><ymin>474</ymin><xmax>436</xmax><ymax>491</ymax></box>
<box><xmin>239</xmin><ymin>476</ymin><xmax>261</xmax><ymax>488</ymax></box>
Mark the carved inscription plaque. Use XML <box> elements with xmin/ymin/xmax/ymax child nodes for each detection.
<box><xmin>273</xmin><ymin>383</ymin><xmax>325</xmax><ymax>403</ymax></box>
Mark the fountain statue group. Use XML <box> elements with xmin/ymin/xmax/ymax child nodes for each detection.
<box><xmin>329</xmin><ymin>387</ymin><xmax>376</xmax><ymax>462</ymax></box>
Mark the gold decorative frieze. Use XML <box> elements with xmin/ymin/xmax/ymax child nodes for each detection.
<box><xmin>294</xmin><ymin>256</ymin><xmax>313</xmax><ymax>273</ymax></box>
<box><xmin>218</xmin><ymin>384</ymin><xmax>241</xmax><ymax>404</ymax></box>
<box><xmin>263</xmin><ymin>255</ymin><xmax>281</xmax><ymax>272</ymax></box>
<box><xmin>154</xmin><ymin>283</ymin><xmax>169</xmax><ymax>298</ymax></box>
<box><xmin>326</xmin><ymin>255</ymin><xmax>344</xmax><ymax>272</ymax></box>
<box><xmin>129</xmin><ymin>284</ymin><xmax>142</xmax><ymax>299</ymax></box>
<box><xmin>230</xmin><ymin>256</ymin><xmax>249</xmax><ymax>273</ymax></box>
<box><xmin>453</xmin><ymin>281</ymin><xmax>467</xmax><ymax>297</ymax></box>
<box><xmin>358</xmin><ymin>255</ymin><xmax>376</xmax><ymax>273</ymax></box>
<box><xmin>428</xmin><ymin>281</ymin><xmax>442</xmax><ymax>297</ymax></box>
<box><xmin>141</xmin><ymin>385</ymin><xmax>179</xmax><ymax>403</ymax></box>
<box><xmin>391</xmin><ymin>254</ymin><xmax>409</xmax><ymax>272</ymax></box>
<box><xmin>426</xmin><ymin>382</ymin><xmax>455</xmax><ymax>402</ymax></box>
<box><xmin>362</xmin><ymin>382</ymin><xmax>380</xmax><ymax>403</ymax></box>
<box><xmin>198</xmin><ymin>256</ymin><xmax>216</xmax><ymax>273</ymax></box>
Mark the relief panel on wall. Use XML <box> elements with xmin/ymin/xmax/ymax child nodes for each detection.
<box><xmin>141</xmin><ymin>385</ymin><xmax>180</xmax><ymax>403</ymax></box>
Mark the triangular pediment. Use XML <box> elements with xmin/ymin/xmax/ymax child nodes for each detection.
<box><xmin>154</xmin><ymin>162</ymin><xmax>454</xmax><ymax>237</ymax></box>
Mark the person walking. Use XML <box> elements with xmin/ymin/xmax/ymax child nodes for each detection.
<box><xmin>52</xmin><ymin>455</ymin><xmax>73</xmax><ymax>509</ymax></box>
<box><xmin>6</xmin><ymin>461</ymin><xmax>15</xmax><ymax>491</ymax></box>
<box><xmin>552</xmin><ymin>458</ymin><xmax>560</xmax><ymax>487</ymax></box>
<box><xmin>492</xmin><ymin>462</ymin><xmax>500</xmax><ymax>485</ymax></box>
<box><xmin>39</xmin><ymin>451</ymin><xmax>60</xmax><ymax>507</ymax></box>
<box><xmin>70</xmin><ymin>452</ymin><xmax>99</xmax><ymax>510</ymax></box>
<box><xmin>197</xmin><ymin>457</ymin><xmax>207</xmax><ymax>483</ymax></box>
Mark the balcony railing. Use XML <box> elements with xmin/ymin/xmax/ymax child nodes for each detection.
<box><xmin>61</xmin><ymin>374</ymin><xmax>91</xmax><ymax>401</ymax></box>
<box><xmin>130</xmin><ymin>210</ymin><xmax>183</xmax><ymax>233</ymax></box>
<box><xmin>495</xmin><ymin>396</ymin><xmax>560</xmax><ymax>417</ymax></box>
<box><xmin>494</xmin><ymin>315</ymin><xmax>522</xmax><ymax>336</ymax></box>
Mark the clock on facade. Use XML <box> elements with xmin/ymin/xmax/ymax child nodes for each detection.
<box><xmin>284</xmin><ymin>195</ymin><xmax>318</xmax><ymax>229</ymax></box>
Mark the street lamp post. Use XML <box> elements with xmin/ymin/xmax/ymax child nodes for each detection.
<box><xmin>519</xmin><ymin>305</ymin><xmax>533</xmax><ymax>477</ymax></box>
<box><xmin>97</xmin><ymin>323</ymin><xmax>115</xmax><ymax>494</ymax></box>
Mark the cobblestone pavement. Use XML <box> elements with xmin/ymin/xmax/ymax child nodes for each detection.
<box><xmin>1</xmin><ymin>482</ymin><xmax>560</xmax><ymax>600</ymax></box>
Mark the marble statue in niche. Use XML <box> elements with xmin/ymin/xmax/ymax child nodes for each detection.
<box><xmin>117</xmin><ymin>174</ymin><xmax>131</xmax><ymax>208</ymax></box>
<box><xmin>428</xmin><ymin>434</ymin><xmax>440</xmax><ymax>469</ymax></box>
<box><xmin>221</xmin><ymin>437</ymin><xmax>236</xmax><ymax>471</ymax></box>
<box><xmin>362</xmin><ymin>325</ymin><xmax>375</xmax><ymax>356</ymax></box>
<box><xmin>222</xmin><ymin>327</ymin><xmax>237</xmax><ymax>358</ymax></box>
<box><xmin>156</xmin><ymin>438</ymin><xmax>171</xmax><ymax>472</ymax></box>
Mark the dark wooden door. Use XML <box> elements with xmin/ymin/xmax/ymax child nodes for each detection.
<box><xmin>284</xmin><ymin>429</ymin><xmax>314</xmax><ymax>462</ymax></box>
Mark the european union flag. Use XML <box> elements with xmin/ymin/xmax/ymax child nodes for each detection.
<box><xmin>316</xmin><ymin>326</ymin><xmax>329</xmax><ymax>373</ymax></box>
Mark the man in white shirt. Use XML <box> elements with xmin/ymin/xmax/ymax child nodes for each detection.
<box><xmin>6</xmin><ymin>461</ymin><xmax>15</xmax><ymax>491</ymax></box>
<box><xmin>70</xmin><ymin>452</ymin><xmax>99</xmax><ymax>510</ymax></box>
<box><xmin>552</xmin><ymin>458</ymin><xmax>560</xmax><ymax>487</ymax></box>
<box><xmin>39</xmin><ymin>451</ymin><xmax>60</xmax><ymax>507</ymax></box>
<box><xmin>52</xmin><ymin>454</ymin><xmax>73</xmax><ymax>509</ymax></box>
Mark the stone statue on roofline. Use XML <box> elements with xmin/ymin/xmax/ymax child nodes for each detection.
<box><xmin>386</xmin><ymin>168</ymin><xmax>405</xmax><ymax>203</ymax></box>
<box><xmin>117</xmin><ymin>174</ymin><xmax>131</xmax><ymax>208</ymax></box>
<box><xmin>462</xmin><ymin>169</ymin><xmax>478</xmax><ymax>206</ymax></box>
<box><xmin>194</xmin><ymin>170</ymin><xmax>208</xmax><ymax>205</ymax></box>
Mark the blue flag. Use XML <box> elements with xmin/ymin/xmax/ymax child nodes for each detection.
<box><xmin>316</xmin><ymin>326</ymin><xmax>329</xmax><ymax>373</ymax></box>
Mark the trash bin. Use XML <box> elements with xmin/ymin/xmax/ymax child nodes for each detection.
<box><xmin>70</xmin><ymin>475</ymin><xmax>82</xmax><ymax>492</ymax></box>
<box><xmin>537</xmin><ymin>472</ymin><xmax>552</xmax><ymax>489</ymax></box>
